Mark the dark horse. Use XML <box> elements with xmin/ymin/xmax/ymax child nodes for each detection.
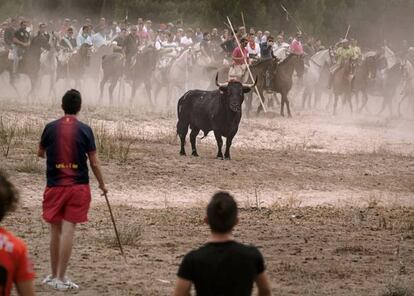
<box><xmin>129</xmin><ymin>46</ymin><xmax>158</xmax><ymax>106</ymax></box>
<box><xmin>99</xmin><ymin>52</ymin><xmax>125</xmax><ymax>104</ymax></box>
<box><xmin>352</xmin><ymin>52</ymin><xmax>380</xmax><ymax>112</ymax></box>
<box><xmin>56</xmin><ymin>43</ymin><xmax>92</xmax><ymax>89</ymax></box>
<box><xmin>254</xmin><ymin>51</ymin><xmax>304</xmax><ymax>117</ymax></box>
<box><xmin>0</xmin><ymin>34</ymin><xmax>50</xmax><ymax>99</ymax></box>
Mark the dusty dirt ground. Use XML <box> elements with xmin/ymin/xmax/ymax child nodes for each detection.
<box><xmin>0</xmin><ymin>96</ymin><xmax>414</xmax><ymax>295</ymax></box>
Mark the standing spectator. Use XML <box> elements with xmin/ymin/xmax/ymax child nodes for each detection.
<box><xmin>38</xmin><ymin>89</ymin><xmax>107</xmax><ymax>291</ymax></box>
<box><xmin>0</xmin><ymin>171</ymin><xmax>36</xmax><ymax>296</ymax></box>
<box><xmin>173</xmin><ymin>192</ymin><xmax>271</xmax><ymax>296</ymax></box>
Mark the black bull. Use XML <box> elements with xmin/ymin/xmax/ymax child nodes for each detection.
<box><xmin>176</xmin><ymin>75</ymin><xmax>257</xmax><ymax>160</ymax></box>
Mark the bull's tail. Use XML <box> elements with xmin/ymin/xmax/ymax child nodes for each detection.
<box><xmin>176</xmin><ymin>91</ymin><xmax>192</xmax><ymax>137</ymax></box>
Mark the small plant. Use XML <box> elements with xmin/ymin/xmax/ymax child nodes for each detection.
<box><xmin>381</xmin><ymin>282</ymin><xmax>414</xmax><ymax>296</ymax></box>
<box><xmin>0</xmin><ymin>116</ymin><xmax>18</xmax><ymax>158</ymax></box>
<box><xmin>15</xmin><ymin>156</ymin><xmax>43</xmax><ymax>174</ymax></box>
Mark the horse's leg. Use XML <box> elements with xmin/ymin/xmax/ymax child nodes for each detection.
<box><xmin>108</xmin><ymin>79</ymin><xmax>117</xmax><ymax>105</ymax></box>
<box><xmin>348</xmin><ymin>92</ymin><xmax>353</xmax><ymax>113</ymax></box>
<box><xmin>302</xmin><ymin>88</ymin><xmax>307</xmax><ymax>109</ymax></box>
<box><xmin>333</xmin><ymin>94</ymin><xmax>339</xmax><ymax>116</ymax></box>
<box><xmin>285</xmin><ymin>92</ymin><xmax>292</xmax><ymax>118</ymax></box>
<box><xmin>280</xmin><ymin>93</ymin><xmax>285</xmax><ymax>117</ymax></box>
<box><xmin>144</xmin><ymin>80</ymin><xmax>153</xmax><ymax>108</ymax></box>
<box><xmin>398</xmin><ymin>94</ymin><xmax>407</xmax><ymax>117</ymax></box>
<box><xmin>99</xmin><ymin>74</ymin><xmax>108</xmax><ymax>103</ymax></box>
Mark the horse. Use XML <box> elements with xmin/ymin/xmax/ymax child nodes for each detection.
<box><xmin>331</xmin><ymin>58</ymin><xmax>356</xmax><ymax>115</ymax></box>
<box><xmin>256</xmin><ymin>48</ymin><xmax>305</xmax><ymax>117</ymax></box>
<box><xmin>99</xmin><ymin>51</ymin><xmax>125</xmax><ymax>104</ymax></box>
<box><xmin>351</xmin><ymin>51</ymin><xmax>380</xmax><ymax>113</ymax></box>
<box><xmin>302</xmin><ymin>48</ymin><xmax>334</xmax><ymax>109</ymax></box>
<box><xmin>56</xmin><ymin>43</ymin><xmax>92</xmax><ymax>90</ymax></box>
<box><xmin>129</xmin><ymin>46</ymin><xmax>158</xmax><ymax>106</ymax></box>
<box><xmin>153</xmin><ymin>47</ymin><xmax>197</xmax><ymax>106</ymax></box>
<box><xmin>376</xmin><ymin>46</ymin><xmax>404</xmax><ymax>116</ymax></box>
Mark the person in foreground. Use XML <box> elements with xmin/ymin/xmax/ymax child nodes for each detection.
<box><xmin>38</xmin><ymin>89</ymin><xmax>108</xmax><ymax>290</ymax></box>
<box><xmin>173</xmin><ymin>191</ymin><xmax>271</xmax><ymax>296</ymax></box>
<box><xmin>0</xmin><ymin>171</ymin><xmax>35</xmax><ymax>296</ymax></box>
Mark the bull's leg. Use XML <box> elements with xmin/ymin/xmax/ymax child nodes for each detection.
<box><xmin>224</xmin><ymin>135</ymin><xmax>235</xmax><ymax>160</ymax></box>
<box><xmin>190</xmin><ymin>128</ymin><xmax>200</xmax><ymax>157</ymax></box>
<box><xmin>214</xmin><ymin>131</ymin><xmax>223</xmax><ymax>159</ymax></box>
<box><xmin>177</xmin><ymin>121</ymin><xmax>188</xmax><ymax>156</ymax></box>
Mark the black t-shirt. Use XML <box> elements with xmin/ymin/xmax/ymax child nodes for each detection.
<box><xmin>178</xmin><ymin>241</ymin><xmax>265</xmax><ymax>296</ymax></box>
<box><xmin>14</xmin><ymin>28</ymin><xmax>30</xmax><ymax>44</ymax></box>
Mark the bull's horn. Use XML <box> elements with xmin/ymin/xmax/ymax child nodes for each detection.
<box><xmin>215</xmin><ymin>73</ymin><xmax>228</xmax><ymax>87</ymax></box>
<box><xmin>242</xmin><ymin>76</ymin><xmax>258</xmax><ymax>88</ymax></box>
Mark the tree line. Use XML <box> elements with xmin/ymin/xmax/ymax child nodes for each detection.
<box><xmin>1</xmin><ymin>0</ymin><xmax>413</xmax><ymax>48</ymax></box>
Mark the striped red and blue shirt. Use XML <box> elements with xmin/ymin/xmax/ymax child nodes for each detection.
<box><xmin>40</xmin><ymin>115</ymin><xmax>96</xmax><ymax>187</ymax></box>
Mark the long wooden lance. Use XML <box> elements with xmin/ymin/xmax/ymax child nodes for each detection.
<box><xmin>344</xmin><ymin>24</ymin><xmax>351</xmax><ymax>39</ymax></box>
<box><xmin>241</xmin><ymin>11</ymin><xmax>246</xmax><ymax>29</ymax></box>
<box><xmin>226</xmin><ymin>16</ymin><xmax>266</xmax><ymax>113</ymax></box>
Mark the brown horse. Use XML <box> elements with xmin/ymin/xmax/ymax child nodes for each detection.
<box><xmin>352</xmin><ymin>52</ymin><xmax>380</xmax><ymax>112</ymax></box>
<box><xmin>256</xmin><ymin>52</ymin><xmax>305</xmax><ymax>117</ymax></box>
<box><xmin>332</xmin><ymin>59</ymin><xmax>355</xmax><ymax>115</ymax></box>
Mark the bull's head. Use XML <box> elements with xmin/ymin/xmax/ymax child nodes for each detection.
<box><xmin>215</xmin><ymin>73</ymin><xmax>257</xmax><ymax>113</ymax></box>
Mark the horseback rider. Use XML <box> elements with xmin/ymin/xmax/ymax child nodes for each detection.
<box><xmin>200</xmin><ymin>32</ymin><xmax>213</xmax><ymax>63</ymax></box>
<box><xmin>12</xmin><ymin>20</ymin><xmax>31</xmax><ymax>75</ymax></box>
<box><xmin>124</xmin><ymin>26</ymin><xmax>140</xmax><ymax>68</ymax></box>
<box><xmin>350</xmin><ymin>38</ymin><xmax>362</xmax><ymax>62</ymax></box>
<box><xmin>60</xmin><ymin>27</ymin><xmax>77</xmax><ymax>52</ymax></box>
<box><xmin>328</xmin><ymin>38</ymin><xmax>355</xmax><ymax>88</ymax></box>
<box><xmin>260</xmin><ymin>35</ymin><xmax>275</xmax><ymax>60</ymax></box>
<box><xmin>290</xmin><ymin>32</ymin><xmax>304</xmax><ymax>55</ymax></box>
<box><xmin>228</xmin><ymin>36</ymin><xmax>249</xmax><ymax>82</ymax></box>
<box><xmin>31</xmin><ymin>23</ymin><xmax>51</xmax><ymax>56</ymax></box>
<box><xmin>76</xmin><ymin>25</ymin><xmax>93</xmax><ymax>48</ymax></box>
<box><xmin>246</xmin><ymin>32</ymin><xmax>261</xmax><ymax>62</ymax></box>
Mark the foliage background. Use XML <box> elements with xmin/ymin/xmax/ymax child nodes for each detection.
<box><xmin>1</xmin><ymin>0</ymin><xmax>413</xmax><ymax>47</ymax></box>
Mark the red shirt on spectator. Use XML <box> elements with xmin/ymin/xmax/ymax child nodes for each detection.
<box><xmin>0</xmin><ymin>228</ymin><xmax>35</xmax><ymax>296</ymax></box>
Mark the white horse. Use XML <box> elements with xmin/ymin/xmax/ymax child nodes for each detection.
<box><xmin>153</xmin><ymin>47</ymin><xmax>197</xmax><ymax>107</ymax></box>
<box><xmin>302</xmin><ymin>48</ymin><xmax>333</xmax><ymax>109</ymax></box>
